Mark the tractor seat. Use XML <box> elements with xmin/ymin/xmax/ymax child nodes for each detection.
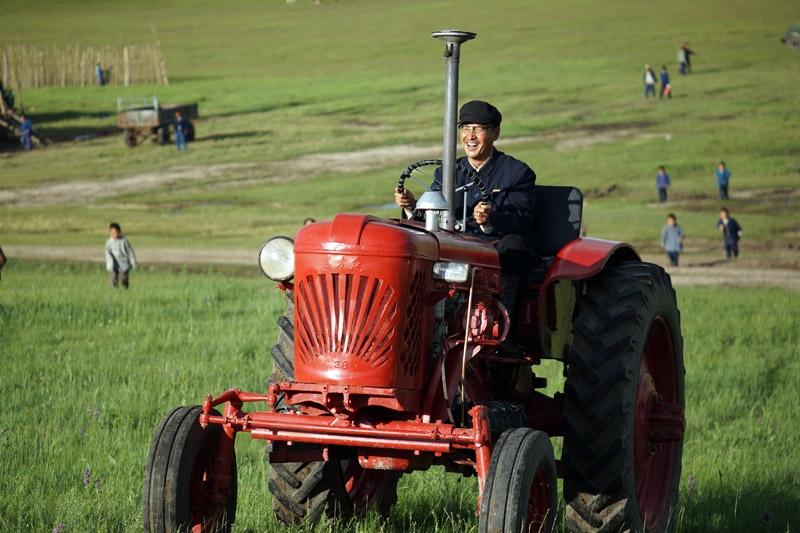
<box><xmin>527</xmin><ymin>185</ymin><xmax>583</xmax><ymax>282</ymax></box>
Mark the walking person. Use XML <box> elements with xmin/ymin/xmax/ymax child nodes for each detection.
<box><xmin>643</xmin><ymin>65</ymin><xmax>657</xmax><ymax>98</ymax></box>
<box><xmin>105</xmin><ymin>222</ymin><xmax>137</xmax><ymax>289</ymax></box>
<box><xmin>174</xmin><ymin>111</ymin><xmax>188</xmax><ymax>151</ymax></box>
<box><xmin>659</xmin><ymin>65</ymin><xmax>671</xmax><ymax>99</ymax></box>
<box><xmin>656</xmin><ymin>166</ymin><xmax>671</xmax><ymax>202</ymax></box>
<box><xmin>95</xmin><ymin>62</ymin><xmax>105</xmax><ymax>86</ymax></box>
<box><xmin>717</xmin><ymin>208</ymin><xmax>743</xmax><ymax>259</ymax></box>
<box><xmin>716</xmin><ymin>161</ymin><xmax>730</xmax><ymax>200</ymax></box>
<box><xmin>19</xmin><ymin>113</ymin><xmax>33</xmax><ymax>151</ymax></box>
<box><xmin>661</xmin><ymin>214</ymin><xmax>685</xmax><ymax>266</ymax></box>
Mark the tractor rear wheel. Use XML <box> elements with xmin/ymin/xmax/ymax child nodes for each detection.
<box><xmin>479</xmin><ymin>428</ymin><xmax>558</xmax><ymax>533</ymax></box>
<box><xmin>267</xmin><ymin>291</ymin><xmax>400</xmax><ymax>525</ymax></box>
<box><xmin>562</xmin><ymin>262</ymin><xmax>684</xmax><ymax>533</ymax></box>
<box><xmin>143</xmin><ymin>405</ymin><xmax>238</xmax><ymax>533</ymax></box>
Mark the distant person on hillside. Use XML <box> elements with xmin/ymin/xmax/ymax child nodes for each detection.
<box><xmin>19</xmin><ymin>113</ymin><xmax>33</xmax><ymax>151</ymax></box>
<box><xmin>659</xmin><ymin>65</ymin><xmax>671</xmax><ymax>99</ymax></box>
<box><xmin>716</xmin><ymin>161</ymin><xmax>730</xmax><ymax>200</ymax></box>
<box><xmin>678</xmin><ymin>42</ymin><xmax>695</xmax><ymax>74</ymax></box>
<box><xmin>174</xmin><ymin>111</ymin><xmax>188</xmax><ymax>151</ymax></box>
<box><xmin>717</xmin><ymin>207</ymin><xmax>742</xmax><ymax>259</ymax></box>
<box><xmin>661</xmin><ymin>213</ymin><xmax>685</xmax><ymax>266</ymax></box>
<box><xmin>643</xmin><ymin>64</ymin><xmax>657</xmax><ymax>98</ymax></box>
<box><xmin>303</xmin><ymin>217</ymin><xmax>316</xmax><ymax>225</ymax></box>
<box><xmin>95</xmin><ymin>62</ymin><xmax>105</xmax><ymax>86</ymax></box>
<box><xmin>656</xmin><ymin>166</ymin><xmax>671</xmax><ymax>202</ymax></box>
<box><xmin>105</xmin><ymin>222</ymin><xmax>137</xmax><ymax>289</ymax></box>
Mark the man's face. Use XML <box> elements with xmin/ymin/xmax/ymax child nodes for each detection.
<box><xmin>720</xmin><ymin>210</ymin><xmax>728</xmax><ymax>219</ymax></box>
<box><xmin>109</xmin><ymin>228</ymin><xmax>120</xmax><ymax>239</ymax></box>
<box><xmin>460</xmin><ymin>124</ymin><xmax>499</xmax><ymax>163</ymax></box>
<box><xmin>667</xmin><ymin>217</ymin><xmax>676</xmax><ymax>226</ymax></box>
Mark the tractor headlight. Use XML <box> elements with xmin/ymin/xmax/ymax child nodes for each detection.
<box><xmin>432</xmin><ymin>261</ymin><xmax>470</xmax><ymax>283</ymax></box>
<box><xmin>259</xmin><ymin>236</ymin><xmax>295</xmax><ymax>281</ymax></box>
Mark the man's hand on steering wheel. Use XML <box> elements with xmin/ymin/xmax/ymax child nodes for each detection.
<box><xmin>473</xmin><ymin>202</ymin><xmax>491</xmax><ymax>225</ymax></box>
<box><xmin>394</xmin><ymin>188</ymin><xmax>417</xmax><ymax>210</ymax></box>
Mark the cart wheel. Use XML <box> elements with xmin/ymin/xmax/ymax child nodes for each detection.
<box><xmin>157</xmin><ymin>126</ymin><xmax>171</xmax><ymax>146</ymax></box>
<box><xmin>125</xmin><ymin>128</ymin><xmax>137</xmax><ymax>148</ymax></box>
<box><xmin>143</xmin><ymin>405</ymin><xmax>237</xmax><ymax>533</ymax></box>
<box><xmin>478</xmin><ymin>428</ymin><xmax>557</xmax><ymax>533</ymax></box>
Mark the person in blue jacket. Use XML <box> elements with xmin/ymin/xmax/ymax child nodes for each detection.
<box><xmin>95</xmin><ymin>63</ymin><xmax>104</xmax><ymax>86</ymax></box>
<box><xmin>716</xmin><ymin>161</ymin><xmax>730</xmax><ymax>200</ymax></box>
<box><xmin>174</xmin><ymin>111</ymin><xmax>188</xmax><ymax>151</ymax></box>
<box><xmin>656</xmin><ymin>166</ymin><xmax>671</xmax><ymax>202</ymax></box>
<box><xmin>717</xmin><ymin>207</ymin><xmax>742</xmax><ymax>258</ymax></box>
<box><xmin>19</xmin><ymin>113</ymin><xmax>33</xmax><ymax>151</ymax></box>
<box><xmin>394</xmin><ymin>100</ymin><xmax>537</xmax><ymax>355</ymax></box>
<box><xmin>659</xmin><ymin>65</ymin><xmax>671</xmax><ymax>99</ymax></box>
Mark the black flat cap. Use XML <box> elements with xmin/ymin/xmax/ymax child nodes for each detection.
<box><xmin>458</xmin><ymin>100</ymin><xmax>502</xmax><ymax>126</ymax></box>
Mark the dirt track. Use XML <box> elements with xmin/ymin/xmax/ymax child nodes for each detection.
<box><xmin>4</xmin><ymin>245</ymin><xmax>799</xmax><ymax>289</ymax></box>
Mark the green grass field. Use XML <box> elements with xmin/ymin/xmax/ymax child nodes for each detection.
<box><xmin>2</xmin><ymin>0</ymin><xmax>800</xmax><ymax>531</ymax></box>
<box><xmin>0</xmin><ymin>262</ymin><xmax>798</xmax><ymax>532</ymax></box>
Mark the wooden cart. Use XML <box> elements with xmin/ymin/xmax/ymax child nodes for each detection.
<box><xmin>117</xmin><ymin>96</ymin><xmax>197</xmax><ymax>148</ymax></box>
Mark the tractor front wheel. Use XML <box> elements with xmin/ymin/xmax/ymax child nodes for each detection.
<box><xmin>478</xmin><ymin>428</ymin><xmax>558</xmax><ymax>533</ymax></box>
<box><xmin>143</xmin><ymin>405</ymin><xmax>238</xmax><ymax>533</ymax></box>
<box><xmin>563</xmin><ymin>261</ymin><xmax>684</xmax><ymax>533</ymax></box>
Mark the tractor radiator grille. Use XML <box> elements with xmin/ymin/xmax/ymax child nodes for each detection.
<box><xmin>295</xmin><ymin>273</ymin><xmax>398</xmax><ymax>369</ymax></box>
<box><xmin>401</xmin><ymin>271</ymin><xmax>425</xmax><ymax>376</ymax></box>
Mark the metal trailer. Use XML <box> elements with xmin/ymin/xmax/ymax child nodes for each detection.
<box><xmin>117</xmin><ymin>95</ymin><xmax>197</xmax><ymax>148</ymax></box>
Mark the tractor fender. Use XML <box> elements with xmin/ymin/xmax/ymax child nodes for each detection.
<box><xmin>537</xmin><ymin>238</ymin><xmax>640</xmax><ymax>360</ymax></box>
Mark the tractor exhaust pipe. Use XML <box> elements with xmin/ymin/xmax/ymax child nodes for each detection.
<box><xmin>432</xmin><ymin>30</ymin><xmax>476</xmax><ymax>232</ymax></box>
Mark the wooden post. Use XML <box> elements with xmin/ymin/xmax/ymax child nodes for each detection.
<box><xmin>150</xmin><ymin>22</ymin><xmax>169</xmax><ymax>86</ymax></box>
<box><xmin>124</xmin><ymin>46</ymin><xmax>130</xmax><ymax>87</ymax></box>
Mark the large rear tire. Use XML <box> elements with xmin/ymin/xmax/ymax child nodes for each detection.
<box><xmin>563</xmin><ymin>262</ymin><xmax>684</xmax><ymax>533</ymax></box>
<box><xmin>143</xmin><ymin>405</ymin><xmax>237</xmax><ymax>533</ymax></box>
<box><xmin>267</xmin><ymin>290</ymin><xmax>400</xmax><ymax>525</ymax></box>
<box><xmin>479</xmin><ymin>428</ymin><xmax>558</xmax><ymax>533</ymax></box>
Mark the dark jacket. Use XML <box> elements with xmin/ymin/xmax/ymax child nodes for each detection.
<box><xmin>430</xmin><ymin>149</ymin><xmax>537</xmax><ymax>249</ymax></box>
<box><xmin>718</xmin><ymin>217</ymin><xmax>742</xmax><ymax>243</ymax></box>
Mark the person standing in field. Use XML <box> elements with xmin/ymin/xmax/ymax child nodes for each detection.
<box><xmin>95</xmin><ymin>62</ymin><xmax>105</xmax><ymax>86</ymax></box>
<box><xmin>659</xmin><ymin>65</ymin><xmax>671</xmax><ymax>99</ymax></box>
<box><xmin>106</xmin><ymin>222</ymin><xmax>137</xmax><ymax>289</ymax></box>
<box><xmin>717</xmin><ymin>207</ymin><xmax>742</xmax><ymax>259</ymax></box>
<box><xmin>643</xmin><ymin>65</ymin><xmax>657</xmax><ymax>98</ymax></box>
<box><xmin>19</xmin><ymin>113</ymin><xmax>33</xmax><ymax>151</ymax></box>
<box><xmin>656</xmin><ymin>166</ymin><xmax>671</xmax><ymax>202</ymax></box>
<box><xmin>174</xmin><ymin>111</ymin><xmax>188</xmax><ymax>151</ymax></box>
<box><xmin>716</xmin><ymin>161</ymin><xmax>730</xmax><ymax>200</ymax></box>
<box><xmin>661</xmin><ymin>213</ymin><xmax>684</xmax><ymax>267</ymax></box>
<box><xmin>678</xmin><ymin>42</ymin><xmax>695</xmax><ymax>74</ymax></box>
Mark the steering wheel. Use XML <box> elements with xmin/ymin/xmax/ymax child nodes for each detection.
<box><xmin>396</xmin><ymin>159</ymin><xmax>490</xmax><ymax>220</ymax></box>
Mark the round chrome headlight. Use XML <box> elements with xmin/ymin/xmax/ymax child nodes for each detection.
<box><xmin>258</xmin><ymin>236</ymin><xmax>295</xmax><ymax>281</ymax></box>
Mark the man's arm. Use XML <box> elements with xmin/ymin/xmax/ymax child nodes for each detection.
<box><xmin>484</xmin><ymin>164</ymin><xmax>536</xmax><ymax>237</ymax></box>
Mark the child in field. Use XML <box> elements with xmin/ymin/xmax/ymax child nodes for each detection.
<box><xmin>660</xmin><ymin>214</ymin><xmax>684</xmax><ymax>266</ymax></box>
<box><xmin>105</xmin><ymin>223</ymin><xmax>137</xmax><ymax>289</ymax></box>
<box><xmin>656</xmin><ymin>166</ymin><xmax>671</xmax><ymax>202</ymax></box>
<box><xmin>717</xmin><ymin>208</ymin><xmax>742</xmax><ymax>258</ymax></box>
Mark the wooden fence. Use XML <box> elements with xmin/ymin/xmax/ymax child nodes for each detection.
<box><xmin>1</xmin><ymin>42</ymin><xmax>169</xmax><ymax>89</ymax></box>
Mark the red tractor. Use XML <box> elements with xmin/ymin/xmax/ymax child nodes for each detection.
<box><xmin>143</xmin><ymin>31</ymin><xmax>685</xmax><ymax>533</ymax></box>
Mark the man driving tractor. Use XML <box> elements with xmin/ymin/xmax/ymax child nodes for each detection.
<box><xmin>394</xmin><ymin>100</ymin><xmax>538</xmax><ymax>355</ymax></box>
